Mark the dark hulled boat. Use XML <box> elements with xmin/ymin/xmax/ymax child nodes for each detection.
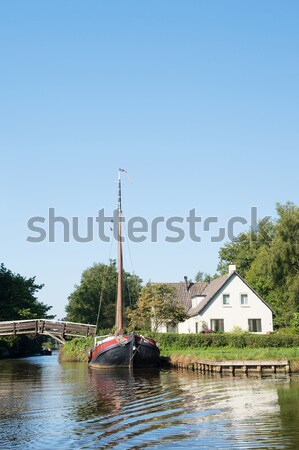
<box><xmin>88</xmin><ymin>170</ymin><xmax>160</xmax><ymax>369</ymax></box>
<box><xmin>40</xmin><ymin>348</ymin><xmax>52</xmax><ymax>356</ymax></box>
<box><xmin>88</xmin><ymin>333</ymin><xmax>160</xmax><ymax>368</ymax></box>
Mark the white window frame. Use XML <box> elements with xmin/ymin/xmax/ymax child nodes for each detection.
<box><xmin>210</xmin><ymin>319</ymin><xmax>224</xmax><ymax>332</ymax></box>
<box><xmin>248</xmin><ymin>319</ymin><xmax>262</xmax><ymax>333</ymax></box>
<box><xmin>222</xmin><ymin>293</ymin><xmax>231</xmax><ymax>306</ymax></box>
<box><xmin>166</xmin><ymin>324</ymin><xmax>178</xmax><ymax>333</ymax></box>
<box><xmin>240</xmin><ymin>293</ymin><xmax>249</xmax><ymax>306</ymax></box>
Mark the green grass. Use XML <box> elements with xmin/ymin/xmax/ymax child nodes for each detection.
<box><xmin>59</xmin><ymin>337</ymin><xmax>93</xmax><ymax>362</ymax></box>
<box><xmin>60</xmin><ymin>336</ymin><xmax>299</xmax><ymax>373</ymax></box>
<box><xmin>161</xmin><ymin>346</ymin><xmax>299</xmax><ymax>361</ymax></box>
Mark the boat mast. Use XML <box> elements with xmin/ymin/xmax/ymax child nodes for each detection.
<box><xmin>116</xmin><ymin>170</ymin><xmax>123</xmax><ymax>335</ymax></box>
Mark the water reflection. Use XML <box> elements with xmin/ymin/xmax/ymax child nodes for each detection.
<box><xmin>277</xmin><ymin>379</ymin><xmax>299</xmax><ymax>448</ymax></box>
<box><xmin>1</xmin><ymin>355</ymin><xmax>299</xmax><ymax>449</ymax></box>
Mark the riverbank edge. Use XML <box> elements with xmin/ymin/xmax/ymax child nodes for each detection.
<box><xmin>58</xmin><ymin>339</ymin><xmax>299</xmax><ymax>373</ymax></box>
<box><xmin>58</xmin><ymin>334</ymin><xmax>299</xmax><ymax>373</ymax></box>
<box><xmin>0</xmin><ymin>335</ymin><xmax>46</xmax><ymax>359</ymax></box>
<box><xmin>160</xmin><ymin>355</ymin><xmax>297</xmax><ymax>373</ymax></box>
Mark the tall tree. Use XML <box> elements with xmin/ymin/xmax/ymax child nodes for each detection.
<box><xmin>194</xmin><ymin>271</ymin><xmax>211</xmax><ymax>282</ymax></box>
<box><xmin>217</xmin><ymin>218</ymin><xmax>274</xmax><ymax>277</ymax></box>
<box><xmin>247</xmin><ymin>202</ymin><xmax>299</xmax><ymax>326</ymax></box>
<box><xmin>217</xmin><ymin>202</ymin><xmax>299</xmax><ymax>327</ymax></box>
<box><xmin>0</xmin><ymin>263</ymin><xmax>53</xmax><ymax>320</ymax></box>
<box><xmin>127</xmin><ymin>283</ymin><xmax>187</xmax><ymax>332</ymax></box>
<box><xmin>65</xmin><ymin>260</ymin><xmax>142</xmax><ymax>330</ymax></box>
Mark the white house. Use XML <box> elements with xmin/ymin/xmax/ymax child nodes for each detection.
<box><xmin>158</xmin><ymin>265</ymin><xmax>274</xmax><ymax>334</ymax></box>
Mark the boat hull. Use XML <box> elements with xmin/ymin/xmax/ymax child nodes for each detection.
<box><xmin>89</xmin><ymin>334</ymin><xmax>160</xmax><ymax>369</ymax></box>
<box><xmin>134</xmin><ymin>335</ymin><xmax>161</xmax><ymax>368</ymax></box>
<box><xmin>89</xmin><ymin>335</ymin><xmax>133</xmax><ymax>368</ymax></box>
<box><xmin>40</xmin><ymin>349</ymin><xmax>52</xmax><ymax>356</ymax></box>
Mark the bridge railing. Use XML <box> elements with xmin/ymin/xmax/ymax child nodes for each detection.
<box><xmin>0</xmin><ymin>319</ymin><xmax>97</xmax><ymax>338</ymax></box>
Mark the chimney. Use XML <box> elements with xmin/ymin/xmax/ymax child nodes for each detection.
<box><xmin>228</xmin><ymin>264</ymin><xmax>236</xmax><ymax>274</ymax></box>
<box><xmin>184</xmin><ymin>275</ymin><xmax>188</xmax><ymax>290</ymax></box>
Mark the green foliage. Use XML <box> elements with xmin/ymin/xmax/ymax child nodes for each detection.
<box><xmin>274</xmin><ymin>326</ymin><xmax>299</xmax><ymax>335</ymax></box>
<box><xmin>195</xmin><ymin>271</ymin><xmax>210</xmax><ymax>282</ymax></box>
<box><xmin>217</xmin><ymin>202</ymin><xmax>299</xmax><ymax>327</ymax></box>
<box><xmin>59</xmin><ymin>337</ymin><xmax>94</xmax><ymax>362</ymax></box>
<box><xmin>65</xmin><ymin>260</ymin><xmax>142</xmax><ymax>330</ymax></box>
<box><xmin>247</xmin><ymin>203</ymin><xmax>299</xmax><ymax>326</ymax></box>
<box><xmin>148</xmin><ymin>332</ymin><xmax>299</xmax><ymax>351</ymax></box>
<box><xmin>165</xmin><ymin>347</ymin><xmax>299</xmax><ymax>362</ymax></box>
<box><xmin>217</xmin><ymin>217</ymin><xmax>274</xmax><ymax>277</ymax></box>
<box><xmin>0</xmin><ymin>335</ymin><xmax>44</xmax><ymax>358</ymax></box>
<box><xmin>0</xmin><ymin>263</ymin><xmax>53</xmax><ymax>321</ymax></box>
<box><xmin>127</xmin><ymin>283</ymin><xmax>187</xmax><ymax>333</ymax></box>
<box><xmin>58</xmin><ymin>331</ymin><xmax>299</xmax><ymax>362</ymax></box>
<box><xmin>290</xmin><ymin>313</ymin><xmax>299</xmax><ymax>328</ymax></box>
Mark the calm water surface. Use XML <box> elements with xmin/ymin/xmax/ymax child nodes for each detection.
<box><xmin>0</xmin><ymin>352</ymin><xmax>299</xmax><ymax>449</ymax></box>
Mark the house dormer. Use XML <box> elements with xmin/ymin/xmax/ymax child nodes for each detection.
<box><xmin>191</xmin><ymin>295</ymin><xmax>206</xmax><ymax>308</ymax></box>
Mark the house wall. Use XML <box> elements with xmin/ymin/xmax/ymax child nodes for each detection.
<box><xmin>158</xmin><ymin>274</ymin><xmax>273</xmax><ymax>334</ymax></box>
<box><xmin>201</xmin><ymin>274</ymin><xmax>273</xmax><ymax>333</ymax></box>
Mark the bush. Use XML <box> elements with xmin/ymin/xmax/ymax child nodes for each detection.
<box><xmin>274</xmin><ymin>327</ymin><xmax>299</xmax><ymax>335</ymax></box>
<box><xmin>148</xmin><ymin>331</ymin><xmax>299</xmax><ymax>351</ymax></box>
<box><xmin>0</xmin><ymin>335</ymin><xmax>44</xmax><ymax>358</ymax></box>
<box><xmin>59</xmin><ymin>331</ymin><xmax>299</xmax><ymax>362</ymax></box>
<box><xmin>60</xmin><ymin>337</ymin><xmax>94</xmax><ymax>362</ymax></box>
<box><xmin>227</xmin><ymin>333</ymin><xmax>247</xmax><ymax>348</ymax></box>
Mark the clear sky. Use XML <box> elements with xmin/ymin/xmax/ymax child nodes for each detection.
<box><xmin>1</xmin><ymin>1</ymin><xmax>298</xmax><ymax>319</ymax></box>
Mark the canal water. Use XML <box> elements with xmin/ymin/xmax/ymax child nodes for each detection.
<box><xmin>0</xmin><ymin>352</ymin><xmax>299</xmax><ymax>449</ymax></box>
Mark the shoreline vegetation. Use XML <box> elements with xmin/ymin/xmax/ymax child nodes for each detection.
<box><xmin>59</xmin><ymin>332</ymin><xmax>299</xmax><ymax>372</ymax></box>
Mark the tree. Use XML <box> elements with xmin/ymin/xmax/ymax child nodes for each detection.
<box><xmin>246</xmin><ymin>202</ymin><xmax>299</xmax><ymax>326</ymax></box>
<box><xmin>194</xmin><ymin>271</ymin><xmax>210</xmax><ymax>282</ymax></box>
<box><xmin>65</xmin><ymin>260</ymin><xmax>142</xmax><ymax>330</ymax></box>
<box><xmin>127</xmin><ymin>283</ymin><xmax>187</xmax><ymax>332</ymax></box>
<box><xmin>0</xmin><ymin>263</ymin><xmax>53</xmax><ymax>321</ymax></box>
<box><xmin>217</xmin><ymin>202</ymin><xmax>299</xmax><ymax>327</ymax></box>
<box><xmin>194</xmin><ymin>271</ymin><xmax>218</xmax><ymax>282</ymax></box>
<box><xmin>217</xmin><ymin>217</ymin><xmax>274</xmax><ymax>277</ymax></box>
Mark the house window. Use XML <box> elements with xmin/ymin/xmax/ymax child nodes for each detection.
<box><xmin>222</xmin><ymin>294</ymin><xmax>230</xmax><ymax>305</ymax></box>
<box><xmin>195</xmin><ymin>322</ymin><xmax>198</xmax><ymax>333</ymax></box>
<box><xmin>211</xmin><ymin>319</ymin><xmax>224</xmax><ymax>332</ymax></box>
<box><xmin>240</xmin><ymin>294</ymin><xmax>248</xmax><ymax>306</ymax></box>
<box><xmin>248</xmin><ymin>319</ymin><xmax>262</xmax><ymax>333</ymax></box>
<box><xmin>166</xmin><ymin>324</ymin><xmax>178</xmax><ymax>333</ymax></box>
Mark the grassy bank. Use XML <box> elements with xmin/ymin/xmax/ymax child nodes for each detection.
<box><xmin>154</xmin><ymin>332</ymin><xmax>299</xmax><ymax>372</ymax></box>
<box><xmin>59</xmin><ymin>337</ymin><xmax>93</xmax><ymax>362</ymax></box>
<box><xmin>162</xmin><ymin>348</ymin><xmax>299</xmax><ymax>373</ymax></box>
<box><xmin>160</xmin><ymin>346</ymin><xmax>299</xmax><ymax>360</ymax></box>
<box><xmin>60</xmin><ymin>332</ymin><xmax>299</xmax><ymax>371</ymax></box>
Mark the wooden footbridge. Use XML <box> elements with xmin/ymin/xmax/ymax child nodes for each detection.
<box><xmin>0</xmin><ymin>319</ymin><xmax>97</xmax><ymax>345</ymax></box>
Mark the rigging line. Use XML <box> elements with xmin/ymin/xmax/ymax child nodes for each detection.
<box><xmin>118</xmin><ymin>169</ymin><xmax>134</xmax><ymax>273</ymax></box>
<box><xmin>95</xmin><ymin>222</ymin><xmax>115</xmax><ymax>330</ymax></box>
<box><xmin>123</xmin><ymin>220</ymin><xmax>135</xmax><ymax>274</ymax></box>
<box><xmin>123</xmin><ymin>220</ymin><xmax>135</xmax><ymax>309</ymax></box>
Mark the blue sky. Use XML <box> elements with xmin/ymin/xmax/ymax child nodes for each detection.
<box><xmin>1</xmin><ymin>1</ymin><xmax>298</xmax><ymax>319</ymax></box>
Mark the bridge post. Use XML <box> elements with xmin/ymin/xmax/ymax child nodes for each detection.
<box><xmin>62</xmin><ymin>323</ymin><xmax>66</xmax><ymax>340</ymax></box>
